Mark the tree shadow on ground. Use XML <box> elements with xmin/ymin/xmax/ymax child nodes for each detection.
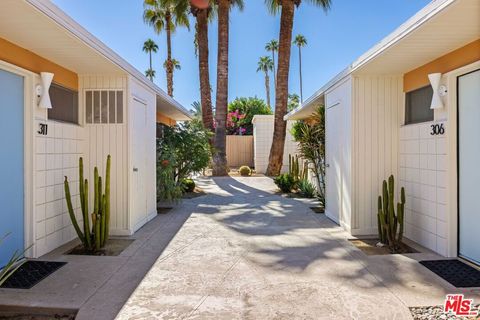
<box><xmin>193</xmin><ymin>176</ymin><xmax>465</xmax><ymax>299</ymax></box>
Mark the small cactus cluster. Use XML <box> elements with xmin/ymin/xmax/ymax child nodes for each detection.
<box><xmin>377</xmin><ymin>175</ymin><xmax>405</xmax><ymax>253</ymax></box>
<box><xmin>64</xmin><ymin>155</ymin><xmax>111</xmax><ymax>252</ymax></box>
<box><xmin>288</xmin><ymin>154</ymin><xmax>308</xmax><ymax>182</ymax></box>
<box><xmin>239</xmin><ymin>165</ymin><xmax>252</xmax><ymax>176</ymax></box>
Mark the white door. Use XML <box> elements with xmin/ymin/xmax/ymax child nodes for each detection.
<box><xmin>325</xmin><ymin>102</ymin><xmax>343</xmax><ymax>223</ymax></box>
<box><xmin>458</xmin><ymin>69</ymin><xmax>480</xmax><ymax>265</ymax></box>
<box><xmin>132</xmin><ymin>98</ymin><xmax>147</xmax><ymax>230</ymax></box>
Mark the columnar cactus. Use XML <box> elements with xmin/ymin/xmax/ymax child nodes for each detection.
<box><xmin>377</xmin><ymin>175</ymin><xmax>405</xmax><ymax>253</ymax></box>
<box><xmin>64</xmin><ymin>155</ymin><xmax>111</xmax><ymax>252</ymax></box>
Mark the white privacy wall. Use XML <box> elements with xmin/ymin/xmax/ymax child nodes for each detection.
<box><xmin>79</xmin><ymin>75</ymin><xmax>129</xmax><ymax>235</ymax></box>
<box><xmin>399</xmin><ymin>121</ymin><xmax>448</xmax><ymax>255</ymax></box>
<box><xmin>252</xmin><ymin>115</ymin><xmax>298</xmax><ymax>174</ymax></box>
<box><xmin>34</xmin><ymin>121</ymin><xmax>85</xmax><ymax>257</ymax></box>
<box><xmin>351</xmin><ymin>75</ymin><xmax>403</xmax><ymax>235</ymax></box>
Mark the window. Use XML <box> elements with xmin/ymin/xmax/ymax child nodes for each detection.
<box><xmin>85</xmin><ymin>90</ymin><xmax>123</xmax><ymax>124</ymax></box>
<box><xmin>48</xmin><ymin>83</ymin><xmax>79</xmax><ymax>124</ymax></box>
<box><xmin>405</xmin><ymin>85</ymin><xmax>434</xmax><ymax>125</ymax></box>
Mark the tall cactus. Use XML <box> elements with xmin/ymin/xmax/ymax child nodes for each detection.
<box><xmin>64</xmin><ymin>155</ymin><xmax>111</xmax><ymax>252</ymax></box>
<box><xmin>377</xmin><ymin>175</ymin><xmax>406</xmax><ymax>253</ymax></box>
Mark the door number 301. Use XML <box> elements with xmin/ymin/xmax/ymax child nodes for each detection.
<box><xmin>430</xmin><ymin>123</ymin><xmax>445</xmax><ymax>136</ymax></box>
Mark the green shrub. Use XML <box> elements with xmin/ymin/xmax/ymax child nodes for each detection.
<box><xmin>239</xmin><ymin>166</ymin><xmax>252</xmax><ymax>176</ymax></box>
<box><xmin>274</xmin><ymin>173</ymin><xmax>295</xmax><ymax>193</ymax></box>
<box><xmin>298</xmin><ymin>179</ymin><xmax>316</xmax><ymax>198</ymax></box>
<box><xmin>181</xmin><ymin>178</ymin><xmax>196</xmax><ymax>193</ymax></box>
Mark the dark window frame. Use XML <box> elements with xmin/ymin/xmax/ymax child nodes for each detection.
<box><xmin>404</xmin><ymin>85</ymin><xmax>434</xmax><ymax>125</ymax></box>
<box><xmin>47</xmin><ymin>83</ymin><xmax>79</xmax><ymax>124</ymax></box>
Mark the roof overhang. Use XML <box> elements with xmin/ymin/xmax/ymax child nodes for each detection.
<box><xmin>0</xmin><ymin>0</ymin><xmax>191</xmax><ymax>121</ymax></box>
<box><xmin>156</xmin><ymin>95</ymin><xmax>192</xmax><ymax>121</ymax></box>
<box><xmin>285</xmin><ymin>0</ymin><xmax>480</xmax><ymax>120</ymax></box>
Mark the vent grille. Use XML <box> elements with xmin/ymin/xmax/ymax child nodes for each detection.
<box><xmin>85</xmin><ymin>90</ymin><xmax>123</xmax><ymax>124</ymax></box>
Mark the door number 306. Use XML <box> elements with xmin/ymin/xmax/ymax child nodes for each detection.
<box><xmin>430</xmin><ymin>123</ymin><xmax>445</xmax><ymax>136</ymax></box>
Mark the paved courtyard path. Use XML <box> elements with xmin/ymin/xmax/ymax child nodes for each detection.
<box><xmin>115</xmin><ymin>176</ymin><xmax>477</xmax><ymax>320</ymax></box>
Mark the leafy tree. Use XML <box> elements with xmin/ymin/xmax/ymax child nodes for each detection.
<box><xmin>257</xmin><ymin>56</ymin><xmax>274</xmax><ymax>107</ymax></box>
<box><xmin>228</xmin><ymin>97</ymin><xmax>272</xmax><ymax>135</ymax></box>
<box><xmin>160</xmin><ymin>120</ymin><xmax>212</xmax><ymax>183</ymax></box>
<box><xmin>212</xmin><ymin>0</ymin><xmax>244</xmax><ymax>176</ymax></box>
<box><xmin>290</xmin><ymin>105</ymin><xmax>325</xmax><ymax>204</ymax></box>
<box><xmin>143</xmin><ymin>39</ymin><xmax>158</xmax><ymax>81</ymax></box>
<box><xmin>265</xmin><ymin>0</ymin><xmax>331</xmax><ymax>176</ymax></box>
<box><xmin>143</xmin><ymin>0</ymin><xmax>189</xmax><ymax>97</ymax></box>
<box><xmin>293</xmin><ymin>34</ymin><xmax>307</xmax><ymax>102</ymax></box>
<box><xmin>265</xmin><ymin>39</ymin><xmax>279</xmax><ymax>88</ymax></box>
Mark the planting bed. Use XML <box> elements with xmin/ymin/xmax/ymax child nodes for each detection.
<box><xmin>67</xmin><ymin>238</ymin><xmax>134</xmax><ymax>256</ymax></box>
<box><xmin>349</xmin><ymin>238</ymin><xmax>417</xmax><ymax>255</ymax></box>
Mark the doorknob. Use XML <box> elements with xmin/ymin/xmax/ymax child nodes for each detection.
<box><xmin>133</xmin><ymin>167</ymin><xmax>138</xmax><ymax>172</ymax></box>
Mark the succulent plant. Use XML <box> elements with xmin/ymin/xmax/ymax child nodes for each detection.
<box><xmin>377</xmin><ymin>175</ymin><xmax>405</xmax><ymax>253</ymax></box>
<box><xmin>64</xmin><ymin>155</ymin><xmax>111</xmax><ymax>252</ymax></box>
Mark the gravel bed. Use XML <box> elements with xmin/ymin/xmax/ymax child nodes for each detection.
<box><xmin>410</xmin><ymin>305</ymin><xmax>480</xmax><ymax>319</ymax></box>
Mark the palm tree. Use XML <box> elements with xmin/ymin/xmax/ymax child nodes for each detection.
<box><xmin>143</xmin><ymin>0</ymin><xmax>189</xmax><ymax>97</ymax></box>
<box><xmin>265</xmin><ymin>0</ymin><xmax>331</xmax><ymax>176</ymax></box>
<box><xmin>163</xmin><ymin>58</ymin><xmax>181</xmax><ymax>71</ymax></box>
<box><xmin>293</xmin><ymin>34</ymin><xmax>307</xmax><ymax>103</ymax></box>
<box><xmin>265</xmin><ymin>39</ymin><xmax>279</xmax><ymax>89</ymax></box>
<box><xmin>142</xmin><ymin>39</ymin><xmax>158</xmax><ymax>81</ymax></box>
<box><xmin>145</xmin><ymin>68</ymin><xmax>156</xmax><ymax>80</ymax></box>
<box><xmin>190</xmin><ymin>2</ymin><xmax>215</xmax><ymax>133</ymax></box>
<box><xmin>212</xmin><ymin>0</ymin><xmax>244</xmax><ymax>176</ymax></box>
<box><xmin>257</xmin><ymin>56</ymin><xmax>274</xmax><ymax>108</ymax></box>
<box><xmin>191</xmin><ymin>101</ymin><xmax>202</xmax><ymax>119</ymax></box>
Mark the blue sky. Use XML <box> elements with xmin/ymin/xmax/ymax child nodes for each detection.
<box><xmin>52</xmin><ymin>0</ymin><xmax>430</xmax><ymax>110</ymax></box>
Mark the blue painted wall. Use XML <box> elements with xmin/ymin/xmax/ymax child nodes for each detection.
<box><xmin>0</xmin><ymin>69</ymin><xmax>24</xmax><ymax>267</ymax></box>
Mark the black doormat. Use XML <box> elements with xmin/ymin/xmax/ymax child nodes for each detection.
<box><xmin>0</xmin><ymin>260</ymin><xmax>67</xmax><ymax>289</ymax></box>
<box><xmin>420</xmin><ymin>259</ymin><xmax>480</xmax><ymax>288</ymax></box>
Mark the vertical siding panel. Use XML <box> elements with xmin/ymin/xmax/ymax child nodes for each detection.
<box><xmin>371</xmin><ymin>77</ymin><xmax>378</xmax><ymax>228</ymax></box>
<box><xmin>364</xmin><ymin>77</ymin><xmax>373</xmax><ymax>227</ymax></box>
<box><xmin>385</xmin><ymin>77</ymin><xmax>392</xmax><ymax>177</ymax></box>
<box><xmin>358</xmin><ymin>78</ymin><xmax>366</xmax><ymax>230</ymax></box>
<box><xmin>353</xmin><ymin>77</ymin><xmax>359</xmax><ymax>229</ymax></box>
<box><xmin>378</xmin><ymin>77</ymin><xmax>385</xmax><ymax>186</ymax></box>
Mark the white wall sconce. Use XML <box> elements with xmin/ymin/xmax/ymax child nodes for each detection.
<box><xmin>428</xmin><ymin>73</ymin><xmax>447</xmax><ymax>109</ymax></box>
<box><xmin>36</xmin><ymin>72</ymin><xmax>54</xmax><ymax>109</ymax></box>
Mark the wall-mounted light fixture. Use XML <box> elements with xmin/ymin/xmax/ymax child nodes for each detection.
<box><xmin>36</xmin><ymin>72</ymin><xmax>54</xmax><ymax>109</ymax></box>
<box><xmin>428</xmin><ymin>73</ymin><xmax>447</xmax><ymax>109</ymax></box>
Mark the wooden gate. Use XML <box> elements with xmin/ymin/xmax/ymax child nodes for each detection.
<box><xmin>226</xmin><ymin>135</ymin><xmax>254</xmax><ymax>168</ymax></box>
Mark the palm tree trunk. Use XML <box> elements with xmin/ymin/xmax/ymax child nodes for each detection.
<box><xmin>196</xmin><ymin>9</ymin><xmax>214</xmax><ymax>133</ymax></box>
<box><xmin>166</xmin><ymin>12</ymin><xmax>174</xmax><ymax>97</ymax></box>
<box><xmin>299</xmin><ymin>46</ymin><xmax>303</xmax><ymax>103</ymax></box>
<box><xmin>271</xmin><ymin>50</ymin><xmax>276</xmax><ymax>90</ymax></box>
<box><xmin>266</xmin><ymin>0</ymin><xmax>295</xmax><ymax>176</ymax></box>
<box><xmin>265</xmin><ymin>71</ymin><xmax>271</xmax><ymax>108</ymax></box>
<box><xmin>149</xmin><ymin>51</ymin><xmax>153</xmax><ymax>81</ymax></box>
<box><xmin>212</xmin><ymin>0</ymin><xmax>230</xmax><ymax>176</ymax></box>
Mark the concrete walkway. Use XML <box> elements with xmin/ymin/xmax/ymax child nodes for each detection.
<box><xmin>116</xmin><ymin>176</ymin><xmax>480</xmax><ymax>320</ymax></box>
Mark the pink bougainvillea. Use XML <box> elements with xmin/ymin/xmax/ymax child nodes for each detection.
<box><xmin>226</xmin><ymin>110</ymin><xmax>247</xmax><ymax>135</ymax></box>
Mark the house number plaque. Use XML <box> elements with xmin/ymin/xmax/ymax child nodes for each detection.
<box><xmin>430</xmin><ymin>123</ymin><xmax>445</xmax><ymax>136</ymax></box>
<box><xmin>38</xmin><ymin>123</ymin><xmax>48</xmax><ymax>135</ymax></box>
